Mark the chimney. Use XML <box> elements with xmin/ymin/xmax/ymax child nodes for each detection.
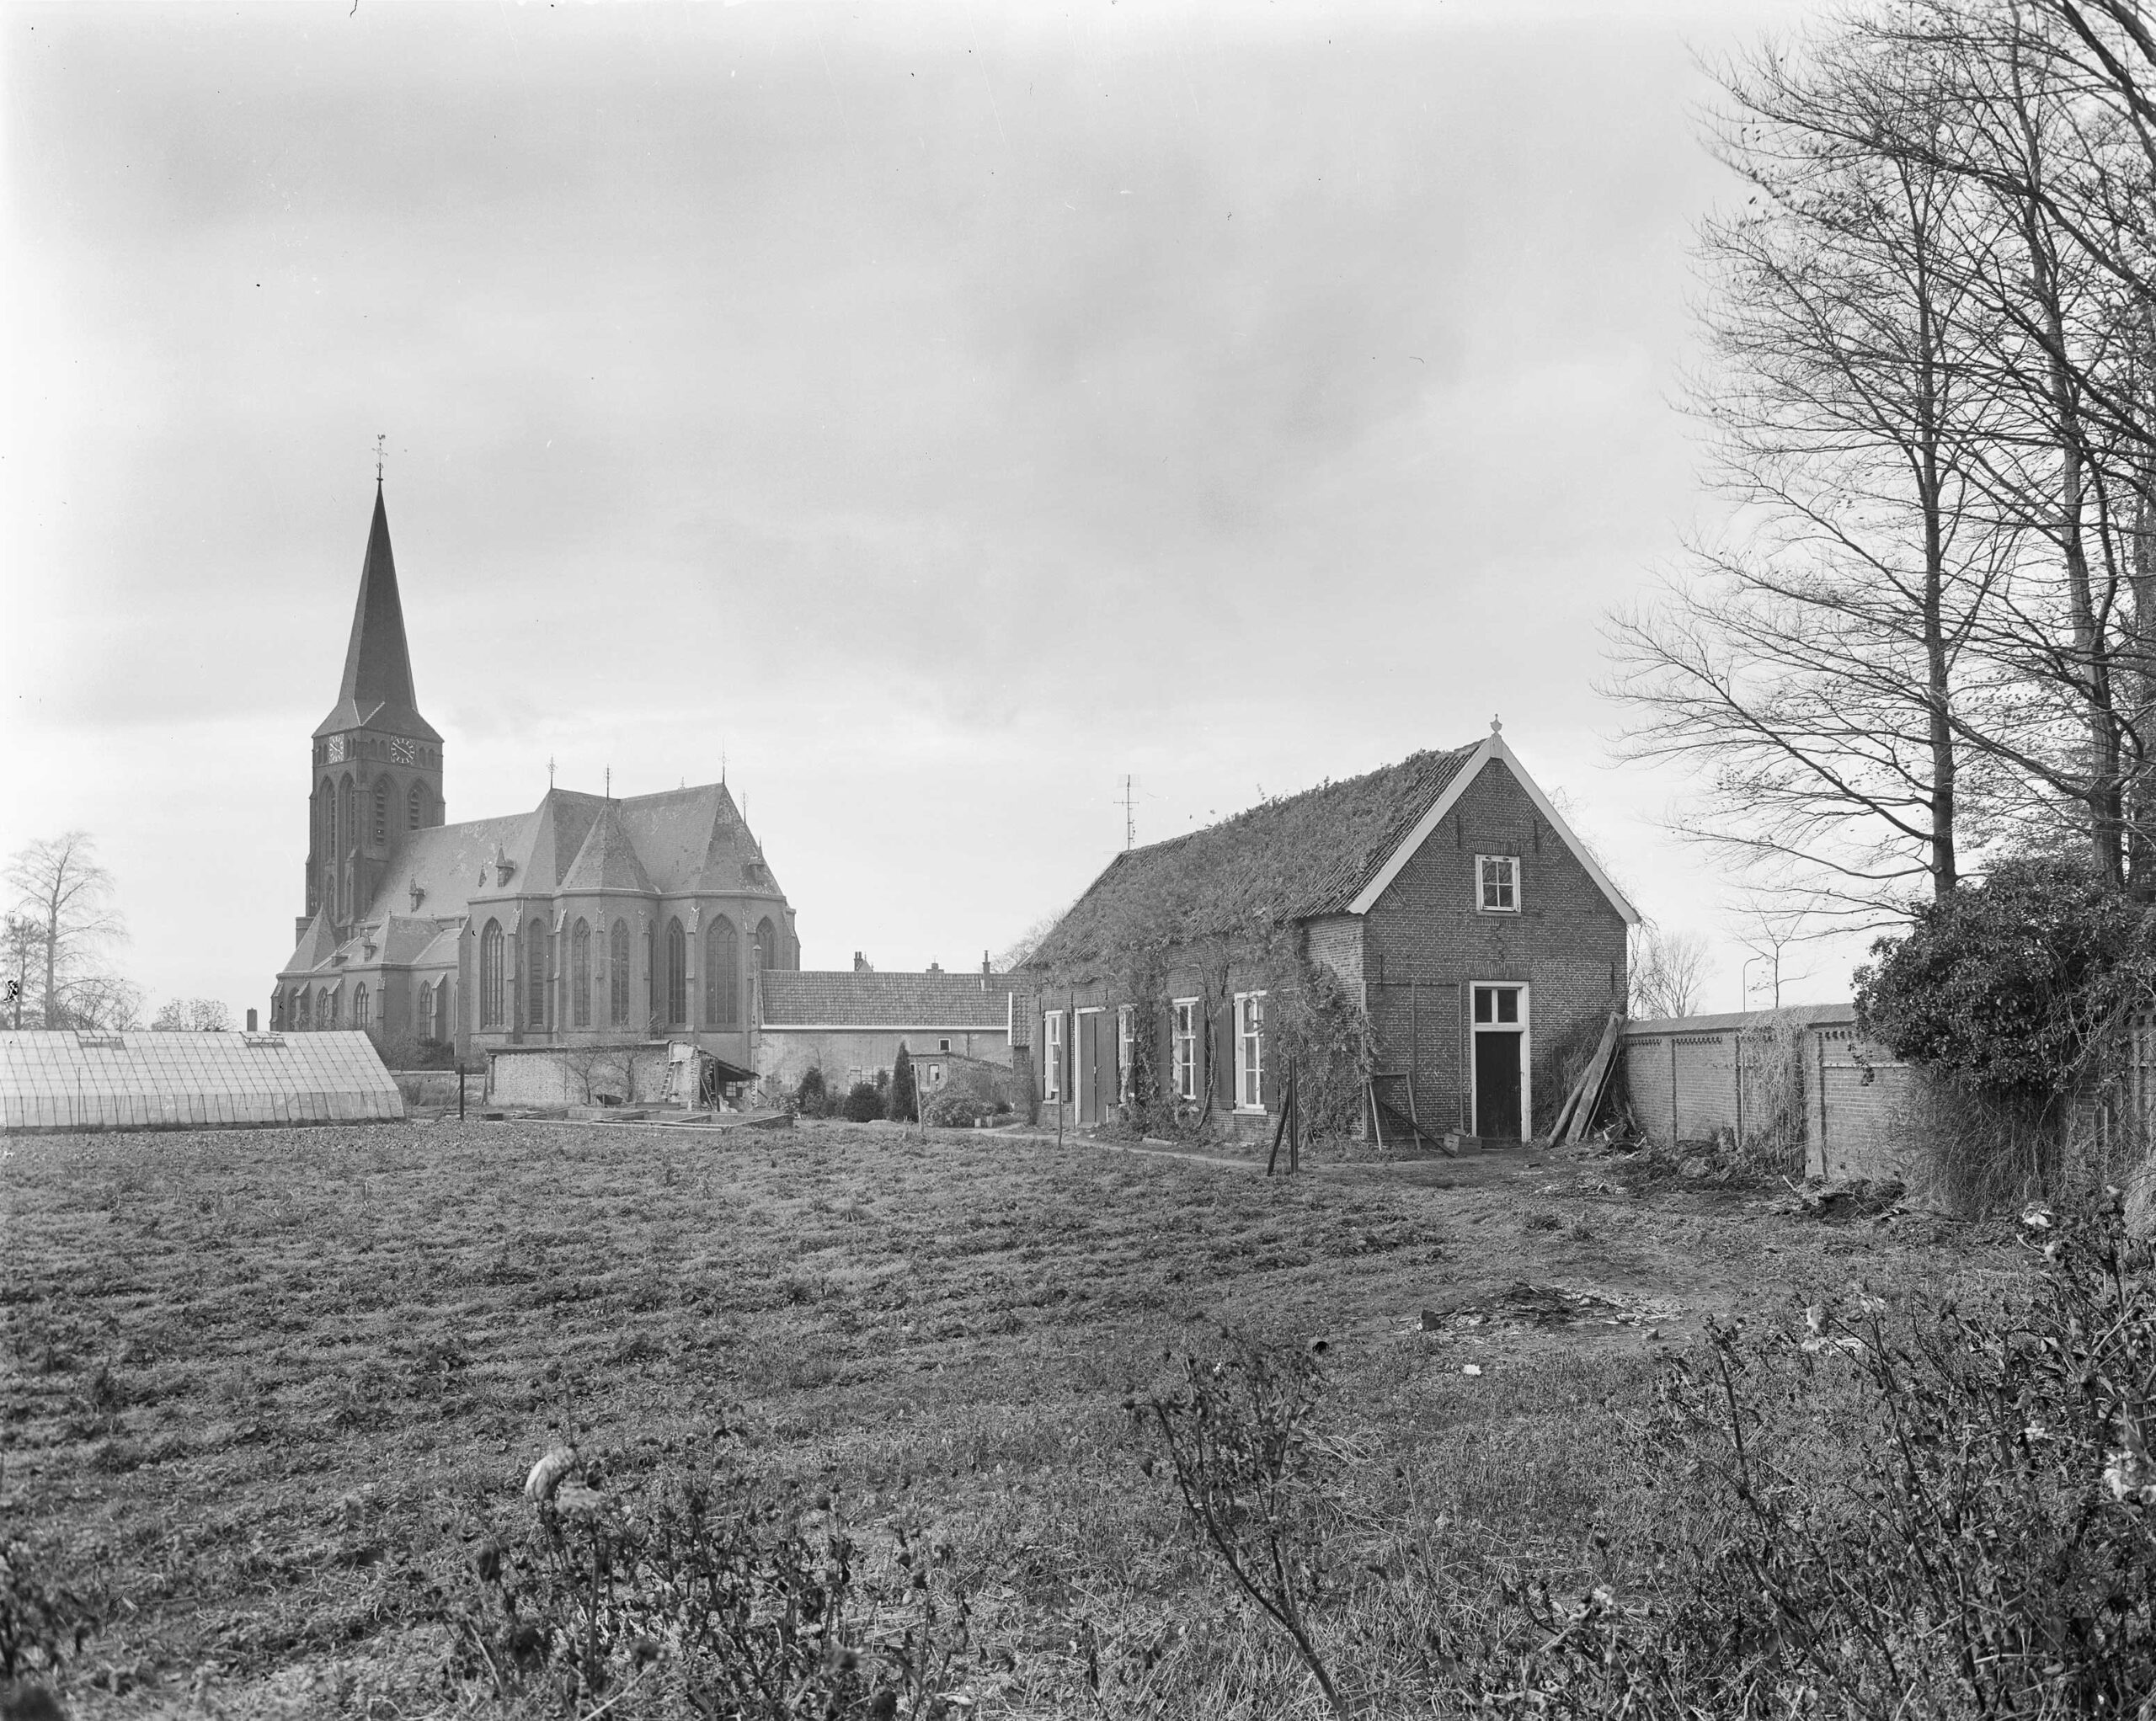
<box><xmin>246</xmin><ymin>1008</ymin><xmax>258</xmax><ymax>1031</ymax></box>
<box><xmin>982</xmin><ymin>949</ymin><xmax>991</xmax><ymax>980</ymax></box>
<box><xmin>927</xmin><ymin>962</ymin><xmax>942</xmax><ymax>974</ymax></box>
<box><xmin>853</xmin><ymin>951</ymin><xmax>869</xmax><ymax>972</ymax></box>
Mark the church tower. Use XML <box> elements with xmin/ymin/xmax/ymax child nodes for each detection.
<box><xmin>301</xmin><ymin>483</ymin><xmax>445</xmax><ymax>941</ymax></box>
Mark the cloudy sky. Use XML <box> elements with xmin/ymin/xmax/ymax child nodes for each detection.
<box><xmin>2</xmin><ymin>0</ymin><xmax>1841</xmax><ymax>1023</ymax></box>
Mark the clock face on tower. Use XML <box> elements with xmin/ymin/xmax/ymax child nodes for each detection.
<box><xmin>325</xmin><ymin>734</ymin><xmax>346</xmax><ymax>764</ymax></box>
<box><xmin>391</xmin><ymin>737</ymin><xmax>417</xmax><ymax>765</ymax></box>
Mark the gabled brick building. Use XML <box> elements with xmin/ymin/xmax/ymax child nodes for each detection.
<box><xmin>1023</xmin><ymin>726</ymin><xmax>1637</xmax><ymax>1142</ymax></box>
<box><xmin>756</xmin><ymin>962</ymin><xmax>1019</xmax><ymax>1096</ymax></box>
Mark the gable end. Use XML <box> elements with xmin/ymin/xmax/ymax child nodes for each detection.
<box><xmin>1343</xmin><ymin>735</ymin><xmax>1640</xmax><ymax>924</ymax></box>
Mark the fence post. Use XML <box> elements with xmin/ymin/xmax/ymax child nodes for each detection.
<box><xmin>1669</xmin><ymin>1035</ymin><xmax>1679</xmax><ymax>1149</ymax></box>
<box><xmin>1814</xmin><ymin>1032</ymin><xmax>1828</xmax><ymax>1179</ymax></box>
<box><xmin>1734</xmin><ymin>1029</ymin><xmax>1744</xmax><ymax>1154</ymax></box>
<box><xmin>457</xmin><ymin>1060</ymin><xmax>465</xmax><ymax>1121</ymax></box>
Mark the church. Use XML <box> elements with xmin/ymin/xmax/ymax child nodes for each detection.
<box><xmin>271</xmin><ymin>485</ymin><xmax>799</xmax><ymax>1067</ymax></box>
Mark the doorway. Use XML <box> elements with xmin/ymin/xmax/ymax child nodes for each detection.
<box><xmin>1470</xmin><ymin>983</ymin><xmax>1529</xmax><ymax>1141</ymax></box>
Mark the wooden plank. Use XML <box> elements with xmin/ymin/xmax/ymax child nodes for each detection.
<box><xmin>1561</xmin><ymin>1013</ymin><xmax>1626</xmax><ymax>1145</ymax></box>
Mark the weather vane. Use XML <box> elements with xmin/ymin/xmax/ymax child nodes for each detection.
<box><xmin>374</xmin><ymin>433</ymin><xmax>387</xmax><ymax>484</ymax></box>
<box><xmin>547</xmin><ymin>755</ymin><xmax>557</xmax><ymax>790</ymax></box>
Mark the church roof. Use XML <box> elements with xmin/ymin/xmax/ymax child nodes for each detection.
<box><xmin>561</xmin><ymin>799</ymin><xmax>658</xmax><ymax>894</ymax></box>
<box><xmin>286</xmin><ymin>910</ymin><xmax>341</xmax><ymax>974</ymax></box>
<box><xmin>313</xmin><ymin>485</ymin><xmax>442</xmax><ymax>743</ymax></box>
<box><xmin>278</xmin><ymin>781</ymin><xmax>787</xmax><ymax>980</ymax></box>
<box><xmin>613</xmin><ymin>784</ymin><xmax>782</xmax><ymax>897</ymax></box>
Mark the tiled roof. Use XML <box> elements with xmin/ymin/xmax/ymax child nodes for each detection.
<box><xmin>1029</xmin><ymin>746</ymin><xmax>1478</xmax><ymax>968</ymax></box>
<box><xmin>761</xmin><ymin>971</ymin><xmax>1013</xmax><ymax>1030</ymax></box>
<box><xmin>561</xmin><ymin>799</ymin><xmax>658</xmax><ymax>894</ymax></box>
<box><xmin>283</xmin><ymin>779</ymin><xmax>788</xmax><ymax>978</ymax></box>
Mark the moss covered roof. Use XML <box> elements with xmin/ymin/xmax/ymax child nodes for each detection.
<box><xmin>1028</xmin><ymin>744</ymin><xmax>1478</xmax><ymax>969</ymax></box>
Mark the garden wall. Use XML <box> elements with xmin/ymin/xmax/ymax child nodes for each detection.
<box><xmin>1620</xmin><ymin>1005</ymin><xmax>1915</xmax><ymax>1183</ymax></box>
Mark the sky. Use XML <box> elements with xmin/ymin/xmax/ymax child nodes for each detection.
<box><xmin>0</xmin><ymin>0</ymin><xmax>1847</xmax><ymax>1026</ymax></box>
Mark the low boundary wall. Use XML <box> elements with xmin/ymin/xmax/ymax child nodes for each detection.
<box><xmin>1620</xmin><ymin>1004</ymin><xmax>1913</xmax><ymax>1184</ymax></box>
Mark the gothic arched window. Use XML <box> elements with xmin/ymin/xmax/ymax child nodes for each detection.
<box><xmin>705</xmin><ymin>916</ymin><xmax>739</xmax><ymax>1028</ymax></box>
<box><xmin>527</xmin><ymin>918</ymin><xmax>549</xmax><ymax>1028</ymax></box>
<box><xmin>755</xmin><ymin>916</ymin><xmax>779</xmax><ymax>972</ymax></box>
<box><xmin>354</xmin><ymin>983</ymin><xmax>370</xmax><ymax>1034</ymax></box>
<box><xmin>419</xmin><ymin>980</ymin><xmax>435</xmax><ymax>1042</ymax></box>
<box><xmin>292</xmin><ymin>989</ymin><xmax>308</xmax><ymax>1031</ymax></box>
<box><xmin>666</xmin><ymin>918</ymin><xmax>687</xmax><ymax>1026</ymax></box>
<box><xmin>408</xmin><ymin>781</ymin><xmax>424</xmax><ymax>831</ymax></box>
<box><xmin>610</xmin><ymin>919</ymin><xmax>630</xmax><ymax>1025</ymax></box>
<box><xmin>571</xmin><ymin>919</ymin><xmax>591</xmax><ymax>1028</ymax></box>
<box><xmin>339</xmin><ymin>775</ymin><xmax>356</xmax><ymax>853</ymax></box>
<box><xmin>324</xmin><ymin>986</ymin><xmax>340</xmax><ymax>1029</ymax></box>
<box><xmin>481</xmin><ymin>920</ymin><xmax>505</xmax><ymax>1027</ymax></box>
<box><xmin>371</xmin><ymin>780</ymin><xmax>387</xmax><ymax>845</ymax></box>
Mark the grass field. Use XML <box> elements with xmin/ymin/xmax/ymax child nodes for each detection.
<box><xmin>2</xmin><ymin>1118</ymin><xmax>2025</xmax><ymax>1718</ymax></box>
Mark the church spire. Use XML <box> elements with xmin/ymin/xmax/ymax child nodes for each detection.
<box><xmin>314</xmin><ymin>480</ymin><xmax>440</xmax><ymax>742</ymax></box>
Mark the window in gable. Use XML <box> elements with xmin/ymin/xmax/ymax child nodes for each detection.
<box><xmin>1478</xmin><ymin>854</ymin><xmax>1519</xmax><ymax>913</ymax></box>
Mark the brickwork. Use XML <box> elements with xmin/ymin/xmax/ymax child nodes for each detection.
<box><xmin>1620</xmin><ymin>1006</ymin><xmax>1914</xmax><ymax>1184</ymax></box>
<box><xmin>485</xmin><ymin>1043</ymin><xmax>672</xmax><ymax>1107</ymax></box>
<box><xmin>758</xmin><ymin>1027</ymin><xmax>1011</xmax><ymax>1096</ymax></box>
<box><xmin>1362</xmin><ymin>761</ymin><xmax>1628</xmax><ymax>1135</ymax></box>
<box><xmin>0</xmin><ymin>1031</ymin><xmax>403</xmax><ymax>1133</ymax></box>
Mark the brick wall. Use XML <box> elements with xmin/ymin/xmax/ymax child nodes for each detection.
<box><xmin>1619</xmin><ymin>1005</ymin><xmax>1914</xmax><ymax>1183</ymax></box>
<box><xmin>1362</xmin><ymin>761</ymin><xmax>1628</xmax><ymax>1135</ymax></box>
<box><xmin>486</xmin><ymin>1043</ymin><xmax>671</xmax><ymax>1107</ymax></box>
<box><xmin>757</xmin><ymin>1028</ymin><xmax>1011</xmax><ymax>1097</ymax></box>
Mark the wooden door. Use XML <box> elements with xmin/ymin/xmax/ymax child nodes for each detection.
<box><xmin>1474</xmin><ymin>1031</ymin><xmax>1523</xmax><ymax>1140</ymax></box>
<box><xmin>1078</xmin><ymin>1012</ymin><xmax>1103</xmax><ymax>1125</ymax></box>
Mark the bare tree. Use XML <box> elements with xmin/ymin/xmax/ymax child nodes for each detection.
<box><xmin>3</xmin><ymin>913</ymin><xmax>37</xmax><ymax>1030</ymax></box>
<box><xmin>1608</xmin><ymin>19</ymin><xmax>2016</xmax><ymax>917</ymax></box>
<box><xmin>153</xmin><ymin>998</ymin><xmax>232</xmax><ymax>1032</ymax></box>
<box><xmin>1737</xmin><ymin>905</ymin><xmax>1813</xmax><ymax>1010</ymax></box>
<box><xmin>1630</xmin><ymin>926</ymin><xmax>1712</xmax><ymax>1020</ymax></box>
<box><xmin>5</xmin><ymin>832</ymin><xmax>131</xmax><ymax>1030</ymax></box>
<box><xmin>67</xmin><ymin>972</ymin><xmax>144</xmax><ymax>1031</ymax></box>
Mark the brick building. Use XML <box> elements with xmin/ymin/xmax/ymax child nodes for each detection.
<box><xmin>271</xmin><ymin>483</ymin><xmax>800</xmax><ymax>1062</ymax></box>
<box><xmin>756</xmin><ymin>961</ymin><xmax>1019</xmax><ymax>1096</ymax></box>
<box><xmin>1022</xmin><ymin>726</ymin><xmax>1637</xmax><ymax>1142</ymax></box>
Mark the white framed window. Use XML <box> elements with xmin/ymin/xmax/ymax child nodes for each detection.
<box><xmin>1171</xmin><ymin>999</ymin><xmax>1198</xmax><ymax>1101</ymax></box>
<box><xmin>1478</xmin><ymin>854</ymin><xmax>1519</xmax><ymax>913</ymax></box>
<box><xmin>1472</xmin><ymin>984</ymin><xmax>1523</xmax><ymax>1026</ymax></box>
<box><xmin>1117</xmin><ymin>1005</ymin><xmax>1135</xmax><ymax>1101</ymax></box>
<box><xmin>1043</xmin><ymin>1010</ymin><xmax>1065</xmax><ymax>1100</ymax></box>
<box><xmin>1235</xmin><ymin>990</ymin><xmax>1267</xmax><ymax>1111</ymax></box>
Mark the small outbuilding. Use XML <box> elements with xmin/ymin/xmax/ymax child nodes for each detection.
<box><xmin>0</xmin><ymin>1029</ymin><xmax>403</xmax><ymax>1134</ymax></box>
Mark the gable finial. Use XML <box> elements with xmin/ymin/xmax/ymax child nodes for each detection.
<box><xmin>547</xmin><ymin>754</ymin><xmax>556</xmax><ymax>790</ymax></box>
<box><xmin>605</xmin><ymin>765</ymin><xmax>611</xmax><ymax>799</ymax></box>
<box><xmin>1491</xmin><ymin>713</ymin><xmax>1503</xmax><ymax>735</ymax></box>
<box><xmin>374</xmin><ymin>432</ymin><xmax>387</xmax><ymax>486</ymax></box>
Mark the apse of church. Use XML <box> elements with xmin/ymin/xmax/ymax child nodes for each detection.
<box><xmin>273</xmin><ymin>485</ymin><xmax>798</xmax><ymax>1063</ymax></box>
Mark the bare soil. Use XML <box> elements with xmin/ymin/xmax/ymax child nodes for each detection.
<box><xmin>1</xmin><ymin>1119</ymin><xmax>2021</xmax><ymax>1717</ymax></box>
